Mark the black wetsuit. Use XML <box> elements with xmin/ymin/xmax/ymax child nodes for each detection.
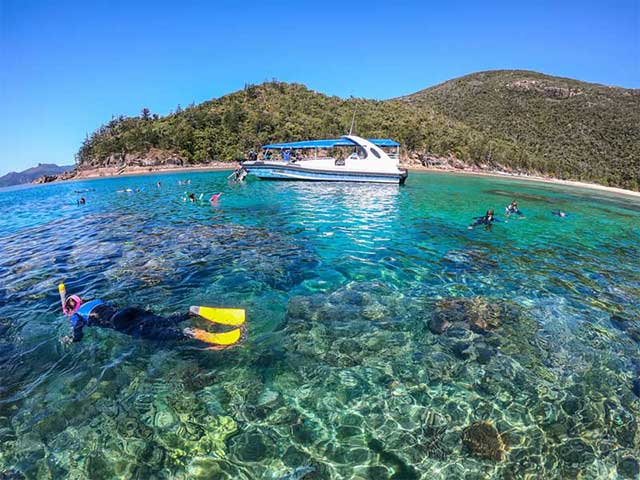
<box><xmin>506</xmin><ymin>205</ymin><xmax>523</xmax><ymax>216</ymax></box>
<box><xmin>70</xmin><ymin>300</ymin><xmax>188</xmax><ymax>342</ymax></box>
<box><xmin>471</xmin><ymin>215</ymin><xmax>500</xmax><ymax>227</ymax></box>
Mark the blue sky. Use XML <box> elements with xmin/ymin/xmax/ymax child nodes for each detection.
<box><xmin>1</xmin><ymin>0</ymin><xmax>638</xmax><ymax>175</ymax></box>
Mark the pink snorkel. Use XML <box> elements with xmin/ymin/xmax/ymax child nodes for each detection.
<box><xmin>59</xmin><ymin>283</ymin><xmax>82</xmax><ymax>316</ymax></box>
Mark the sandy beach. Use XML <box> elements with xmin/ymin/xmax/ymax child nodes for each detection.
<box><xmin>406</xmin><ymin>165</ymin><xmax>640</xmax><ymax>199</ymax></box>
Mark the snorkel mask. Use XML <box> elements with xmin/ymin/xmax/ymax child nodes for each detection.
<box><xmin>59</xmin><ymin>283</ymin><xmax>82</xmax><ymax>316</ymax></box>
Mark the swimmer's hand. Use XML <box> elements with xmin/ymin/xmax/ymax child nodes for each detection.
<box><xmin>61</xmin><ymin>335</ymin><xmax>73</xmax><ymax>345</ymax></box>
<box><xmin>183</xmin><ymin>327</ymin><xmax>196</xmax><ymax>338</ymax></box>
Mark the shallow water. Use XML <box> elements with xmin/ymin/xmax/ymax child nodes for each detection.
<box><xmin>0</xmin><ymin>172</ymin><xmax>639</xmax><ymax>479</ymax></box>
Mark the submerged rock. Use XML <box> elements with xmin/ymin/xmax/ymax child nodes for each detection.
<box><xmin>462</xmin><ymin>421</ymin><xmax>507</xmax><ymax>461</ymax></box>
<box><xmin>557</xmin><ymin>438</ymin><xmax>596</xmax><ymax>477</ymax></box>
<box><xmin>441</xmin><ymin>248</ymin><xmax>498</xmax><ymax>273</ymax></box>
<box><xmin>280</xmin><ymin>465</ymin><xmax>316</xmax><ymax>480</ymax></box>
<box><xmin>0</xmin><ymin>470</ymin><xmax>25</xmax><ymax>480</ymax></box>
<box><xmin>617</xmin><ymin>456</ymin><xmax>640</xmax><ymax>479</ymax></box>
<box><xmin>428</xmin><ymin>297</ymin><xmax>504</xmax><ymax>334</ymax></box>
<box><xmin>228</xmin><ymin>430</ymin><xmax>276</xmax><ymax>463</ymax></box>
<box><xmin>610</xmin><ymin>314</ymin><xmax>640</xmax><ymax>344</ymax></box>
<box><xmin>368</xmin><ymin>437</ymin><xmax>418</xmax><ymax>479</ymax></box>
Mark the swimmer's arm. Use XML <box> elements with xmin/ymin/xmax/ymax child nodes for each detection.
<box><xmin>69</xmin><ymin>313</ymin><xmax>84</xmax><ymax>343</ymax></box>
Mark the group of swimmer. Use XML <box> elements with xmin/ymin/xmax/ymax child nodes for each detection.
<box><xmin>185</xmin><ymin>192</ymin><xmax>222</xmax><ymax>204</ymax></box>
<box><xmin>70</xmin><ymin>184</ymin><xmax>572</xmax><ymax>351</ymax></box>
<box><xmin>469</xmin><ymin>200</ymin><xmax>568</xmax><ymax>229</ymax></box>
<box><xmin>95</xmin><ymin>179</ymin><xmax>222</xmax><ymax>206</ymax></box>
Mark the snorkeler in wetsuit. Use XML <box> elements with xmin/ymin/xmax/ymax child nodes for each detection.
<box><xmin>505</xmin><ymin>200</ymin><xmax>523</xmax><ymax>217</ymax></box>
<box><xmin>58</xmin><ymin>284</ymin><xmax>245</xmax><ymax>347</ymax></box>
<box><xmin>552</xmin><ymin>210</ymin><xmax>567</xmax><ymax>217</ymax></box>
<box><xmin>469</xmin><ymin>209</ymin><xmax>501</xmax><ymax>229</ymax></box>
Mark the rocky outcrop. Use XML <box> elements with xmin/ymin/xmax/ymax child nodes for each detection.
<box><xmin>81</xmin><ymin>147</ymin><xmax>186</xmax><ymax>170</ymax></box>
<box><xmin>506</xmin><ymin>79</ymin><xmax>583</xmax><ymax>98</ymax></box>
<box><xmin>33</xmin><ymin>169</ymin><xmax>78</xmax><ymax>184</ymax></box>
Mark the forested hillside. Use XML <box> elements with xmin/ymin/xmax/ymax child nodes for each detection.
<box><xmin>76</xmin><ymin>71</ymin><xmax>640</xmax><ymax>190</ymax></box>
<box><xmin>401</xmin><ymin>70</ymin><xmax>640</xmax><ymax>189</ymax></box>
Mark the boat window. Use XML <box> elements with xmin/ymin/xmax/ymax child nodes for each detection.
<box><xmin>370</xmin><ymin>147</ymin><xmax>381</xmax><ymax>159</ymax></box>
<box><xmin>357</xmin><ymin>147</ymin><xmax>368</xmax><ymax>159</ymax></box>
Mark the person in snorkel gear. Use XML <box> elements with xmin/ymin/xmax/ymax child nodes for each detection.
<box><xmin>469</xmin><ymin>209</ymin><xmax>501</xmax><ymax>229</ymax></box>
<box><xmin>58</xmin><ymin>283</ymin><xmax>245</xmax><ymax>348</ymax></box>
<box><xmin>505</xmin><ymin>200</ymin><xmax>523</xmax><ymax>217</ymax></box>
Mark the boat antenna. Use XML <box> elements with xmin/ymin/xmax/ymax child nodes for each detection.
<box><xmin>348</xmin><ymin>101</ymin><xmax>357</xmax><ymax>135</ymax></box>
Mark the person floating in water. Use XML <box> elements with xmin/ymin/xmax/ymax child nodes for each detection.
<box><xmin>552</xmin><ymin>210</ymin><xmax>568</xmax><ymax>217</ymax></box>
<box><xmin>505</xmin><ymin>200</ymin><xmax>523</xmax><ymax>217</ymax></box>
<box><xmin>185</xmin><ymin>193</ymin><xmax>204</xmax><ymax>202</ymax></box>
<box><xmin>210</xmin><ymin>192</ymin><xmax>222</xmax><ymax>203</ymax></box>
<box><xmin>58</xmin><ymin>283</ymin><xmax>245</xmax><ymax>348</ymax></box>
<box><xmin>469</xmin><ymin>209</ymin><xmax>501</xmax><ymax>229</ymax></box>
<box><xmin>77</xmin><ymin>197</ymin><xmax>86</xmax><ymax>205</ymax></box>
<box><xmin>156</xmin><ymin>181</ymin><xmax>162</xmax><ymax>188</ymax></box>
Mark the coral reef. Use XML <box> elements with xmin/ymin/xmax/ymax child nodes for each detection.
<box><xmin>462</xmin><ymin>421</ymin><xmax>507</xmax><ymax>461</ymax></box>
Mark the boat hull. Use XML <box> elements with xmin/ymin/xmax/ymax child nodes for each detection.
<box><xmin>242</xmin><ymin>162</ymin><xmax>408</xmax><ymax>185</ymax></box>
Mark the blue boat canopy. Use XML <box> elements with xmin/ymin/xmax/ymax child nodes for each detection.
<box><xmin>262</xmin><ymin>138</ymin><xmax>400</xmax><ymax>150</ymax></box>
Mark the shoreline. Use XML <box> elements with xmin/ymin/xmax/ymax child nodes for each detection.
<box><xmin>68</xmin><ymin>162</ymin><xmax>240</xmax><ymax>180</ymax></box>
<box><xmin>36</xmin><ymin>162</ymin><xmax>640</xmax><ymax>199</ymax></box>
<box><xmin>405</xmin><ymin>165</ymin><xmax>640</xmax><ymax>199</ymax></box>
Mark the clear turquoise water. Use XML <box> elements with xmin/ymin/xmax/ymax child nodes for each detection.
<box><xmin>0</xmin><ymin>171</ymin><xmax>639</xmax><ymax>479</ymax></box>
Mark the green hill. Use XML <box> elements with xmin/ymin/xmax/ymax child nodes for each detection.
<box><xmin>76</xmin><ymin>71</ymin><xmax>640</xmax><ymax>190</ymax></box>
<box><xmin>400</xmin><ymin>70</ymin><xmax>640</xmax><ymax>189</ymax></box>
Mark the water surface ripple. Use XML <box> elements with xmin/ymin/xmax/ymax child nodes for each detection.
<box><xmin>0</xmin><ymin>172</ymin><xmax>639</xmax><ymax>479</ymax></box>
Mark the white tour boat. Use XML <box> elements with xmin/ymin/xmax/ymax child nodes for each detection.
<box><xmin>240</xmin><ymin>135</ymin><xmax>408</xmax><ymax>185</ymax></box>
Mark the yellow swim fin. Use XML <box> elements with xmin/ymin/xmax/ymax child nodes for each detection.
<box><xmin>190</xmin><ymin>306</ymin><xmax>245</xmax><ymax>326</ymax></box>
<box><xmin>188</xmin><ymin>327</ymin><xmax>242</xmax><ymax>346</ymax></box>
